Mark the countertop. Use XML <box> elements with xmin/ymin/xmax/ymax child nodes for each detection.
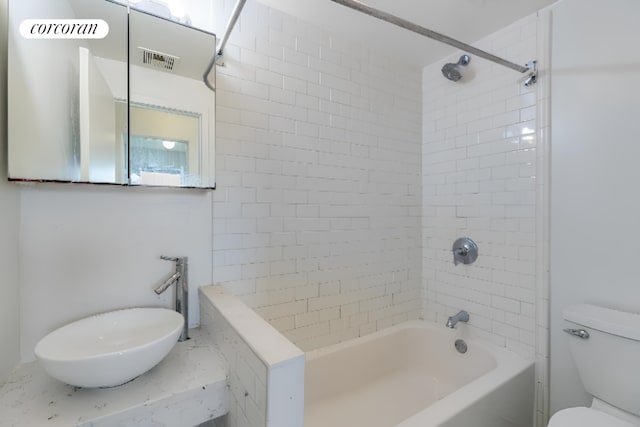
<box><xmin>0</xmin><ymin>328</ymin><xmax>229</xmax><ymax>427</ymax></box>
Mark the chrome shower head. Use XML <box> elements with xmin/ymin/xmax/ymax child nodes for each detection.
<box><xmin>441</xmin><ymin>55</ymin><xmax>471</xmax><ymax>82</ymax></box>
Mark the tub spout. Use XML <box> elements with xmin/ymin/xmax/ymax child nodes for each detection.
<box><xmin>446</xmin><ymin>310</ymin><xmax>469</xmax><ymax>328</ymax></box>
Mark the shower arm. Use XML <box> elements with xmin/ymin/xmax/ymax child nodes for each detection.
<box><xmin>328</xmin><ymin>0</ymin><xmax>535</xmax><ymax>76</ymax></box>
<box><xmin>202</xmin><ymin>0</ymin><xmax>247</xmax><ymax>91</ymax></box>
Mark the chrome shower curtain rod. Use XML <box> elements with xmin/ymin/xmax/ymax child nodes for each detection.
<box><xmin>216</xmin><ymin>0</ymin><xmax>247</xmax><ymax>58</ymax></box>
<box><xmin>203</xmin><ymin>0</ymin><xmax>247</xmax><ymax>90</ymax></box>
<box><xmin>205</xmin><ymin>0</ymin><xmax>536</xmax><ymax>90</ymax></box>
<box><xmin>328</xmin><ymin>0</ymin><xmax>535</xmax><ymax>75</ymax></box>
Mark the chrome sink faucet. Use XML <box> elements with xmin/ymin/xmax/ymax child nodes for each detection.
<box><xmin>446</xmin><ymin>310</ymin><xmax>469</xmax><ymax>328</ymax></box>
<box><xmin>155</xmin><ymin>256</ymin><xmax>189</xmax><ymax>341</ymax></box>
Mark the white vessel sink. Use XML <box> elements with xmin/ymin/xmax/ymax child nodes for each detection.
<box><xmin>35</xmin><ymin>308</ymin><xmax>184</xmax><ymax>388</ymax></box>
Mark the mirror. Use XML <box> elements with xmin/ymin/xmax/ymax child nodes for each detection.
<box><xmin>7</xmin><ymin>0</ymin><xmax>216</xmax><ymax>188</ymax></box>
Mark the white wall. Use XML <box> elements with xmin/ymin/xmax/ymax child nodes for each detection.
<box><xmin>0</xmin><ymin>0</ymin><xmax>22</xmax><ymax>383</ymax></box>
<box><xmin>549</xmin><ymin>0</ymin><xmax>640</xmax><ymax>415</ymax></box>
<box><xmin>19</xmin><ymin>185</ymin><xmax>213</xmax><ymax>360</ymax></box>
<box><xmin>212</xmin><ymin>0</ymin><xmax>423</xmax><ymax>351</ymax></box>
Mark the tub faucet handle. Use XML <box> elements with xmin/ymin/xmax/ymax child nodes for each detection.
<box><xmin>452</xmin><ymin>237</ymin><xmax>478</xmax><ymax>266</ymax></box>
<box><xmin>456</xmin><ymin>246</ymin><xmax>470</xmax><ymax>256</ymax></box>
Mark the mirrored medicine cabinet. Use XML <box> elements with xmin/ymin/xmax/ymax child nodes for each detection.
<box><xmin>7</xmin><ymin>0</ymin><xmax>216</xmax><ymax>188</ymax></box>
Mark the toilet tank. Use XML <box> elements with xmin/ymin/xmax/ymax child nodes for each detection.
<box><xmin>563</xmin><ymin>304</ymin><xmax>640</xmax><ymax>416</ymax></box>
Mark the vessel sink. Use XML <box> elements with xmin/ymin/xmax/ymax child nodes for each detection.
<box><xmin>35</xmin><ymin>308</ymin><xmax>184</xmax><ymax>388</ymax></box>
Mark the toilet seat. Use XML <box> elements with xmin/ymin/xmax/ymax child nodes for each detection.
<box><xmin>548</xmin><ymin>407</ymin><xmax>637</xmax><ymax>427</ymax></box>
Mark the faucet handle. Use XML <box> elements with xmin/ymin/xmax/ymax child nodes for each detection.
<box><xmin>452</xmin><ymin>237</ymin><xmax>478</xmax><ymax>266</ymax></box>
<box><xmin>161</xmin><ymin>255</ymin><xmax>188</xmax><ymax>265</ymax></box>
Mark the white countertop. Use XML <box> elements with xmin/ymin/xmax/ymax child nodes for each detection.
<box><xmin>0</xmin><ymin>328</ymin><xmax>229</xmax><ymax>427</ymax></box>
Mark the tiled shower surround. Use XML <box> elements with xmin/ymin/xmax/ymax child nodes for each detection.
<box><xmin>213</xmin><ymin>0</ymin><xmax>549</xmax><ymax>422</ymax></box>
<box><xmin>213</xmin><ymin>0</ymin><xmax>423</xmax><ymax>351</ymax></box>
<box><xmin>422</xmin><ymin>13</ymin><xmax>538</xmax><ymax>361</ymax></box>
<box><xmin>422</xmin><ymin>13</ymin><xmax>550</xmax><ymax>424</ymax></box>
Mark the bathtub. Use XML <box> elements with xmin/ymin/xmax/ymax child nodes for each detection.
<box><xmin>304</xmin><ymin>321</ymin><xmax>534</xmax><ymax>427</ymax></box>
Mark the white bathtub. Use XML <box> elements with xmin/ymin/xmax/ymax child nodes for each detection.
<box><xmin>304</xmin><ymin>321</ymin><xmax>534</xmax><ymax>427</ymax></box>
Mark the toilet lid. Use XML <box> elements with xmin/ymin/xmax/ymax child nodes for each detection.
<box><xmin>549</xmin><ymin>407</ymin><xmax>637</xmax><ymax>427</ymax></box>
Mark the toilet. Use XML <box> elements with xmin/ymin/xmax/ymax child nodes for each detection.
<box><xmin>548</xmin><ymin>304</ymin><xmax>640</xmax><ymax>426</ymax></box>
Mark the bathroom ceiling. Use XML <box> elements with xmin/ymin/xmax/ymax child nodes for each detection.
<box><xmin>257</xmin><ymin>0</ymin><xmax>558</xmax><ymax>67</ymax></box>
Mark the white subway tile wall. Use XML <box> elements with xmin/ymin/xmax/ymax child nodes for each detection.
<box><xmin>200</xmin><ymin>293</ymin><xmax>269</xmax><ymax>427</ymax></box>
<box><xmin>213</xmin><ymin>0</ymin><xmax>423</xmax><ymax>351</ymax></box>
<box><xmin>422</xmin><ymin>14</ymin><xmax>550</xmax><ymax>424</ymax></box>
<box><xmin>422</xmin><ymin>14</ymin><xmax>540</xmax><ymax>359</ymax></box>
<box><xmin>211</xmin><ymin>2</ymin><xmax>550</xmax><ymax>423</ymax></box>
<box><xmin>199</xmin><ymin>286</ymin><xmax>305</xmax><ymax>427</ymax></box>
